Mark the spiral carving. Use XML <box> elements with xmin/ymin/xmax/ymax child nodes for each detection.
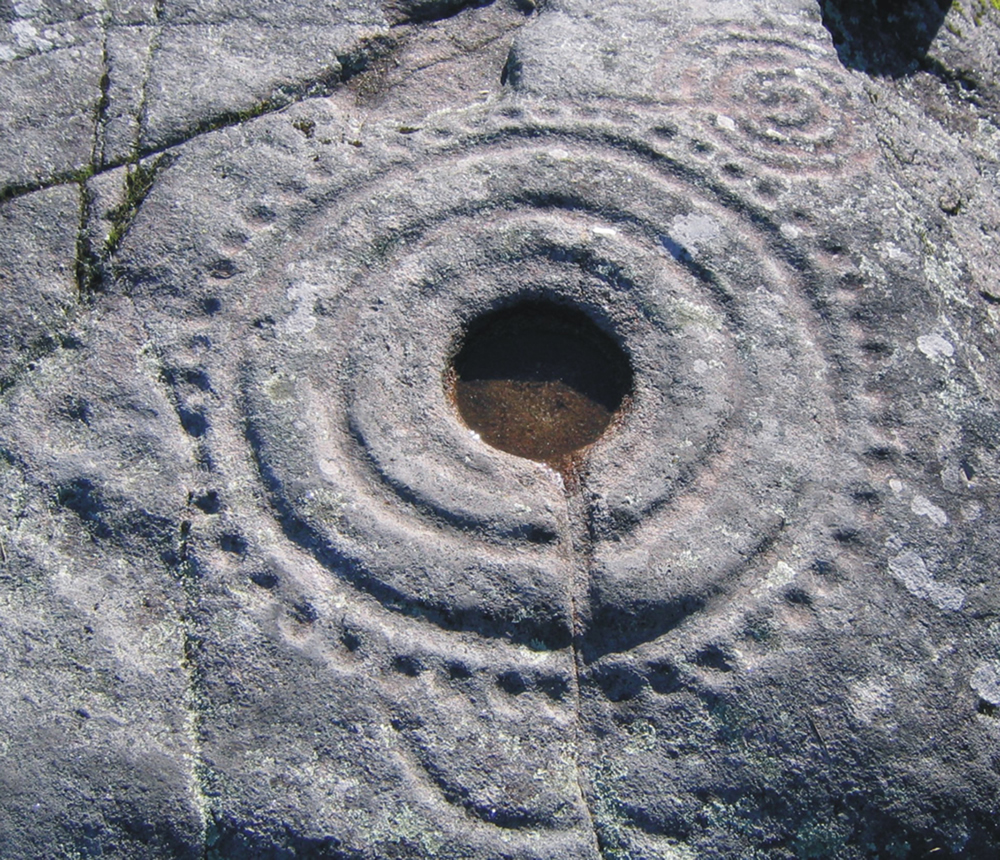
<box><xmin>662</xmin><ymin>25</ymin><xmax>870</xmax><ymax>175</ymax></box>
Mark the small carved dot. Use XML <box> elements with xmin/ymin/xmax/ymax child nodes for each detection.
<box><xmin>249</xmin><ymin>569</ymin><xmax>279</xmax><ymax>589</ymax></box>
<box><xmin>812</xmin><ymin>559</ymin><xmax>836</xmax><ymax>577</ymax></box>
<box><xmin>692</xmin><ymin>644</ymin><xmax>734</xmax><ymax>672</ymax></box>
<box><xmin>393</xmin><ymin>655</ymin><xmax>423</xmax><ymax>676</ymax></box>
<box><xmin>447</xmin><ymin>661</ymin><xmax>472</xmax><ymax>680</ymax></box>
<box><xmin>208</xmin><ymin>259</ymin><xmax>238</xmax><ymax>280</ymax></box>
<box><xmin>537</xmin><ymin>675</ymin><xmax>569</xmax><ymax>701</ymax></box>
<box><xmin>190</xmin><ymin>489</ymin><xmax>221</xmax><ymax>514</ymax></box>
<box><xmin>292</xmin><ymin>601</ymin><xmax>318</xmax><ymax>624</ymax></box>
<box><xmin>497</xmin><ymin>671</ymin><xmax>528</xmax><ymax>695</ymax></box>
<box><xmin>784</xmin><ymin>587</ymin><xmax>813</xmax><ymax>606</ymax></box>
<box><xmin>219</xmin><ymin>533</ymin><xmax>247</xmax><ymax>555</ymax></box>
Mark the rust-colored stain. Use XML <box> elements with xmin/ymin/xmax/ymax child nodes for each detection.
<box><xmin>452</xmin><ymin>302</ymin><xmax>632</xmax><ymax>469</ymax></box>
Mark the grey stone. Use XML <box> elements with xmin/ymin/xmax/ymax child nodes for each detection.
<box><xmin>971</xmin><ymin>661</ymin><xmax>1000</xmax><ymax>708</ymax></box>
<box><xmin>0</xmin><ymin>297</ymin><xmax>205</xmax><ymax>858</ymax></box>
<box><xmin>101</xmin><ymin>25</ymin><xmax>155</xmax><ymax>166</ymax></box>
<box><xmin>0</xmin><ymin>34</ymin><xmax>103</xmax><ymax>189</ymax></box>
<box><xmin>138</xmin><ymin>0</ymin><xmax>388</xmax><ymax>151</ymax></box>
<box><xmin>2</xmin><ymin>0</ymin><xmax>1000</xmax><ymax>857</ymax></box>
<box><xmin>0</xmin><ymin>184</ymin><xmax>80</xmax><ymax>386</ymax></box>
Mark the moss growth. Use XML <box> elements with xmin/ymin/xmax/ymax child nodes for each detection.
<box><xmin>952</xmin><ymin>0</ymin><xmax>1000</xmax><ymax>26</ymax></box>
<box><xmin>291</xmin><ymin>118</ymin><xmax>316</xmax><ymax>138</ymax></box>
<box><xmin>792</xmin><ymin>815</ymin><xmax>853</xmax><ymax>859</ymax></box>
<box><xmin>105</xmin><ymin>155</ymin><xmax>170</xmax><ymax>257</ymax></box>
<box><xmin>185</xmin><ymin>97</ymin><xmax>285</xmax><ymax>141</ymax></box>
<box><xmin>591</xmin><ymin>756</ymin><xmax>633</xmax><ymax>859</ymax></box>
<box><xmin>1</xmin><ymin>164</ymin><xmax>95</xmax><ymax>207</ymax></box>
<box><xmin>71</xmin><ymin>155</ymin><xmax>171</xmax><ymax>296</ymax></box>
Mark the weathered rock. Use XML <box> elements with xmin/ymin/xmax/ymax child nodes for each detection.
<box><xmin>0</xmin><ymin>184</ymin><xmax>80</xmax><ymax>386</ymax></box>
<box><xmin>2</xmin><ymin>0</ymin><xmax>1000</xmax><ymax>857</ymax></box>
<box><xmin>0</xmin><ymin>8</ymin><xmax>103</xmax><ymax>189</ymax></box>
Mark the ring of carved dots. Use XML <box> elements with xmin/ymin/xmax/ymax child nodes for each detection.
<box><xmin>239</xmin><ymin>109</ymin><xmax>841</xmax><ymax>648</ymax></box>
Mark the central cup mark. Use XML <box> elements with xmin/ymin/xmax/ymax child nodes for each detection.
<box><xmin>451</xmin><ymin>301</ymin><xmax>632</xmax><ymax>468</ymax></box>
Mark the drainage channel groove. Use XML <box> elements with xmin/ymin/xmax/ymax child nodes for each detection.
<box><xmin>144</xmin><ymin>100</ymin><xmax>862</xmax><ymax>856</ymax></box>
<box><xmin>450</xmin><ymin>299</ymin><xmax>633</xmax><ymax>855</ymax></box>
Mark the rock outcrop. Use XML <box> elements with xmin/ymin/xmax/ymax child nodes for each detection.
<box><xmin>2</xmin><ymin>0</ymin><xmax>999</xmax><ymax>856</ymax></box>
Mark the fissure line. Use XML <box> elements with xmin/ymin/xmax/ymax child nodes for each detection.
<box><xmin>562</xmin><ymin>481</ymin><xmax>604</xmax><ymax>859</ymax></box>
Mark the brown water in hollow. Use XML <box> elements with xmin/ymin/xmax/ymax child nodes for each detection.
<box><xmin>451</xmin><ymin>302</ymin><xmax>632</xmax><ymax>468</ymax></box>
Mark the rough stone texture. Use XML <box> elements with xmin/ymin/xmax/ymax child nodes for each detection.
<box><xmin>0</xmin><ymin>184</ymin><xmax>80</xmax><ymax>386</ymax></box>
<box><xmin>2</xmin><ymin>0</ymin><xmax>1000</xmax><ymax>857</ymax></box>
<box><xmin>0</xmin><ymin>30</ymin><xmax>103</xmax><ymax>189</ymax></box>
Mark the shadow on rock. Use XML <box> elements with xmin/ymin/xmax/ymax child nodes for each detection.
<box><xmin>821</xmin><ymin>0</ymin><xmax>952</xmax><ymax>77</ymax></box>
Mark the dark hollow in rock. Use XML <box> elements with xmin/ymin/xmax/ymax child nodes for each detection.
<box><xmin>190</xmin><ymin>489</ymin><xmax>221</xmax><ymax>514</ymax></box>
<box><xmin>447</xmin><ymin>661</ymin><xmax>472</xmax><ymax>680</ymax></box>
<box><xmin>393</xmin><ymin>654</ymin><xmax>424</xmax><ymax>676</ymax></box>
<box><xmin>249</xmin><ymin>569</ymin><xmax>279</xmax><ymax>589</ymax></box>
<box><xmin>590</xmin><ymin>664</ymin><xmax>646</xmax><ymax>702</ymax></box>
<box><xmin>219</xmin><ymin>533</ymin><xmax>247</xmax><ymax>555</ymax></box>
<box><xmin>536</xmin><ymin>674</ymin><xmax>569</xmax><ymax>701</ymax></box>
<box><xmin>691</xmin><ymin>643</ymin><xmax>734</xmax><ymax>673</ymax></box>
<box><xmin>450</xmin><ymin>301</ymin><xmax>632</xmax><ymax>468</ymax></box>
<box><xmin>55</xmin><ymin>477</ymin><xmax>113</xmax><ymax>540</ymax></box>
<box><xmin>497</xmin><ymin>670</ymin><xmax>528</xmax><ymax>695</ymax></box>
<box><xmin>291</xmin><ymin>600</ymin><xmax>319</xmax><ymax>625</ymax></box>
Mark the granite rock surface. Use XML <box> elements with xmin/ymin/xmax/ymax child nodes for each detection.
<box><xmin>2</xmin><ymin>0</ymin><xmax>1000</xmax><ymax>857</ymax></box>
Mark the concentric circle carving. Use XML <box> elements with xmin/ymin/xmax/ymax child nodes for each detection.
<box><xmin>237</xmin><ymin>106</ymin><xmax>839</xmax><ymax>654</ymax></box>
